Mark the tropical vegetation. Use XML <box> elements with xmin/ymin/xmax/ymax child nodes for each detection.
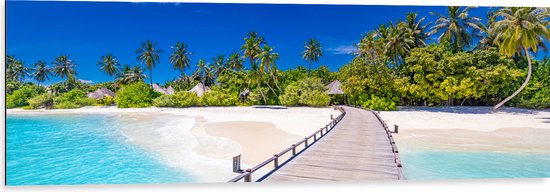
<box><xmin>5</xmin><ymin>6</ymin><xmax>549</xmax><ymax>111</ymax></box>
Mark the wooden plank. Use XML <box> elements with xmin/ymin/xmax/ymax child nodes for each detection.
<box><xmin>261</xmin><ymin>106</ymin><xmax>403</xmax><ymax>182</ymax></box>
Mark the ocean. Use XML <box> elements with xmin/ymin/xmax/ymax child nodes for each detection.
<box><xmin>6</xmin><ymin>113</ymin><xmax>193</xmax><ymax>185</ymax></box>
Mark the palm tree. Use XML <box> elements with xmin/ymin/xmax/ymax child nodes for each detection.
<box><xmin>211</xmin><ymin>54</ymin><xmax>226</xmax><ymax>76</ymax></box>
<box><xmin>170</xmin><ymin>42</ymin><xmax>193</xmax><ymax>77</ymax></box>
<box><xmin>116</xmin><ymin>64</ymin><xmax>133</xmax><ymax>85</ymax></box>
<box><xmin>241</xmin><ymin>31</ymin><xmax>267</xmax><ymax>103</ymax></box>
<box><xmin>428</xmin><ymin>6</ymin><xmax>484</xmax><ymax>50</ymax></box>
<box><xmin>52</xmin><ymin>55</ymin><xmax>77</xmax><ymax>79</ymax></box>
<box><xmin>405</xmin><ymin>12</ymin><xmax>431</xmax><ymax>48</ymax></box>
<box><xmin>302</xmin><ymin>38</ymin><xmax>323</xmax><ymax>77</ymax></box>
<box><xmin>122</xmin><ymin>65</ymin><xmax>148</xmax><ymax>84</ymax></box>
<box><xmin>259</xmin><ymin>44</ymin><xmax>282</xmax><ymax>95</ymax></box>
<box><xmin>194</xmin><ymin>59</ymin><xmax>214</xmax><ymax>87</ymax></box>
<box><xmin>491</xmin><ymin>7</ymin><xmax>550</xmax><ymax>111</ymax></box>
<box><xmin>7</xmin><ymin>59</ymin><xmax>28</xmax><ymax>82</ymax></box>
<box><xmin>98</xmin><ymin>54</ymin><xmax>120</xmax><ymax>86</ymax></box>
<box><xmin>31</xmin><ymin>61</ymin><xmax>52</xmax><ymax>86</ymax></box>
<box><xmin>384</xmin><ymin>22</ymin><xmax>415</xmax><ymax>66</ymax></box>
<box><xmin>136</xmin><ymin>40</ymin><xmax>163</xmax><ymax>87</ymax></box>
<box><xmin>227</xmin><ymin>51</ymin><xmax>244</xmax><ymax>71</ymax></box>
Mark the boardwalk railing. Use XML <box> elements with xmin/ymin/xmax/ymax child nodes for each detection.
<box><xmin>350</xmin><ymin>105</ymin><xmax>405</xmax><ymax>180</ymax></box>
<box><xmin>227</xmin><ymin>106</ymin><xmax>347</xmax><ymax>183</ymax></box>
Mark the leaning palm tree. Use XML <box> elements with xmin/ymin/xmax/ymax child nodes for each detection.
<box><xmin>491</xmin><ymin>7</ymin><xmax>550</xmax><ymax>111</ymax></box>
<box><xmin>259</xmin><ymin>44</ymin><xmax>282</xmax><ymax>95</ymax></box>
<box><xmin>170</xmin><ymin>41</ymin><xmax>193</xmax><ymax>77</ymax></box>
<box><xmin>115</xmin><ymin>64</ymin><xmax>133</xmax><ymax>85</ymax></box>
<box><xmin>32</xmin><ymin>61</ymin><xmax>52</xmax><ymax>86</ymax></box>
<box><xmin>52</xmin><ymin>55</ymin><xmax>77</xmax><ymax>79</ymax></box>
<box><xmin>136</xmin><ymin>40</ymin><xmax>163</xmax><ymax>87</ymax></box>
<box><xmin>302</xmin><ymin>38</ymin><xmax>323</xmax><ymax>77</ymax></box>
<box><xmin>98</xmin><ymin>54</ymin><xmax>120</xmax><ymax>86</ymax></box>
<box><xmin>429</xmin><ymin>6</ymin><xmax>484</xmax><ymax>50</ymax></box>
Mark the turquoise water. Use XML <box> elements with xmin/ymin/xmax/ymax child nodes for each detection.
<box><xmin>401</xmin><ymin>151</ymin><xmax>550</xmax><ymax>179</ymax></box>
<box><xmin>7</xmin><ymin>113</ymin><xmax>193</xmax><ymax>186</ymax></box>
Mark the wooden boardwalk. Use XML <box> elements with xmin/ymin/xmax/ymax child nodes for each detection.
<box><xmin>260</xmin><ymin>106</ymin><xmax>403</xmax><ymax>182</ymax></box>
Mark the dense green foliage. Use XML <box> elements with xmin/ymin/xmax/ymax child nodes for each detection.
<box><xmin>116</xmin><ymin>82</ymin><xmax>160</xmax><ymax>108</ymax></box>
<box><xmin>27</xmin><ymin>94</ymin><xmax>54</xmax><ymax>109</ymax></box>
<box><xmin>279</xmin><ymin>78</ymin><xmax>330</xmax><ymax>107</ymax></box>
<box><xmin>6</xmin><ymin>84</ymin><xmax>44</xmax><ymax>108</ymax></box>
<box><xmin>5</xmin><ymin>7</ymin><xmax>549</xmax><ymax>110</ymax></box>
<box><xmin>153</xmin><ymin>91</ymin><xmax>199</xmax><ymax>107</ymax></box>
<box><xmin>54</xmin><ymin>89</ymin><xmax>96</xmax><ymax>109</ymax></box>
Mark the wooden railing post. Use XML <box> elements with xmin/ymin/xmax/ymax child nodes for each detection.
<box><xmin>273</xmin><ymin>154</ymin><xmax>279</xmax><ymax>168</ymax></box>
<box><xmin>314</xmin><ymin>133</ymin><xmax>317</xmax><ymax>141</ymax></box>
<box><xmin>244</xmin><ymin>169</ymin><xmax>252</xmax><ymax>182</ymax></box>
<box><xmin>304</xmin><ymin>137</ymin><xmax>308</xmax><ymax>147</ymax></box>
<box><xmin>320</xmin><ymin>128</ymin><xmax>324</xmax><ymax>136</ymax></box>
<box><xmin>394</xmin><ymin>124</ymin><xmax>399</xmax><ymax>133</ymax></box>
<box><xmin>292</xmin><ymin>144</ymin><xmax>296</xmax><ymax>155</ymax></box>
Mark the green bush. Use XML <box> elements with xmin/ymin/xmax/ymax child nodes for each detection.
<box><xmin>175</xmin><ymin>91</ymin><xmax>200</xmax><ymax>107</ymax></box>
<box><xmin>53</xmin><ymin>89</ymin><xmax>96</xmax><ymax>109</ymax></box>
<box><xmin>153</xmin><ymin>91</ymin><xmax>200</xmax><ymax>107</ymax></box>
<box><xmin>200</xmin><ymin>90</ymin><xmax>238</xmax><ymax>106</ymax></box>
<box><xmin>279</xmin><ymin>77</ymin><xmax>330</xmax><ymax>107</ymax></box>
<box><xmin>153</xmin><ymin>94</ymin><xmax>179</xmax><ymax>107</ymax></box>
<box><xmin>27</xmin><ymin>94</ymin><xmax>54</xmax><ymax>109</ymax></box>
<box><xmin>116</xmin><ymin>82</ymin><xmax>157</xmax><ymax>108</ymax></box>
<box><xmin>6</xmin><ymin>84</ymin><xmax>44</xmax><ymax>108</ymax></box>
<box><xmin>360</xmin><ymin>95</ymin><xmax>398</xmax><ymax>111</ymax></box>
<box><xmin>97</xmin><ymin>96</ymin><xmax>116</xmax><ymax>106</ymax></box>
<box><xmin>300</xmin><ymin>90</ymin><xmax>331</xmax><ymax>107</ymax></box>
<box><xmin>6</xmin><ymin>91</ymin><xmax>28</xmax><ymax>108</ymax></box>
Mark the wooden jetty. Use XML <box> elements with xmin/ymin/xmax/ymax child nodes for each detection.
<box><xmin>228</xmin><ymin>106</ymin><xmax>404</xmax><ymax>182</ymax></box>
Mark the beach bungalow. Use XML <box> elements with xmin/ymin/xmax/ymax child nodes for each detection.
<box><xmin>189</xmin><ymin>83</ymin><xmax>210</xmax><ymax>97</ymax></box>
<box><xmin>86</xmin><ymin>88</ymin><xmax>116</xmax><ymax>99</ymax></box>
<box><xmin>152</xmin><ymin>84</ymin><xmax>175</xmax><ymax>95</ymax></box>
<box><xmin>326</xmin><ymin>80</ymin><xmax>346</xmax><ymax>104</ymax></box>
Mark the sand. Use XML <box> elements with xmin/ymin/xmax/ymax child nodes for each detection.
<box><xmin>377</xmin><ymin>106</ymin><xmax>550</xmax><ymax>153</ymax></box>
<box><xmin>7</xmin><ymin>106</ymin><xmax>340</xmax><ymax>182</ymax></box>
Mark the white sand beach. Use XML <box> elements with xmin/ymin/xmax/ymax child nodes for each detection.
<box><xmin>7</xmin><ymin>106</ymin><xmax>340</xmax><ymax>182</ymax></box>
<box><xmin>378</xmin><ymin>106</ymin><xmax>550</xmax><ymax>132</ymax></box>
<box><xmin>378</xmin><ymin>106</ymin><xmax>550</xmax><ymax>153</ymax></box>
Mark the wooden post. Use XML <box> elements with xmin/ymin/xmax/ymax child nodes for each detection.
<box><xmin>314</xmin><ymin>133</ymin><xmax>317</xmax><ymax>141</ymax></box>
<box><xmin>320</xmin><ymin>128</ymin><xmax>324</xmax><ymax>136</ymax></box>
<box><xmin>244</xmin><ymin>169</ymin><xmax>252</xmax><ymax>182</ymax></box>
<box><xmin>305</xmin><ymin>137</ymin><xmax>308</xmax><ymax>147</ymax></box>
<box><xmin>274</xmin><ymin>154</ymin><xmax>279</xmax><ymax>168</ymax></box>
<box><xmin>394</xmin><ymin>124</ymin><xmax>399</xmax><ymax>133</ymax></box>
<box><xmin>232</xmin><ymin>154</ymin><xmax>243</xmax><ymax>173</ymax></box>
<box><xmin>292</xmin><ymin>144</ymin><xmax>296</xmax><ymax>155</ymax></box>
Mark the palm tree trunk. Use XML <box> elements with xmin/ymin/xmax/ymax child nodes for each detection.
<box><xmin>149</xmin><ymin>69</ymin><xmax>153</xmax><ymax>88</ymax></box>
<box><xmin>265</xmin><ymin>80</ymin><xmax>279</xmax><ymax>98</ymax></box>
<box><xmin>308</xmin><ymin>61</ymin><xmax>312</xmax><ymax>77</ymax></box>
<box><xmin>256</xmin><ymin>81</ymin><xmax>267</xmax><ymax>104</ymax></box>
<box><xmin>269</xmin><ymin>69</ymin><xmax>282</xmax><ymax>92</ymax></box>
<box><xmin>492</xmin><ymin>47</ymin><xmax>533</xmax><ymax>112</ymax></box>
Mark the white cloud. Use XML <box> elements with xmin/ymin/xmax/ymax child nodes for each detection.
<box><xmin>326</xmin><ymin>45</ymin><xmax>357</xmax><ymax>55</ymax></box>
<box><xmin>79</xmin><ymin>79</ymin><xmax>94</xmax><ymax>84</ymax></box>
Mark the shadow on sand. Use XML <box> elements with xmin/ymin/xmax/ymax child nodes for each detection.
<box><xmin>252</xmin><ymin>106</ymin><xmax>288</xmax><ymax>110</ymax></box>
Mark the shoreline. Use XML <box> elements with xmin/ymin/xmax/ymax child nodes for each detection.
<box><xmin>7</xmin><ymin>106</ymin><xmax>340</xmax><ymax>182</ymax></box>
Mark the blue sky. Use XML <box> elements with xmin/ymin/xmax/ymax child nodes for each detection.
<box><xmin>8</xmin><ymin>1</ymin><xmax>495</xmax><ymax>85</ymax></box>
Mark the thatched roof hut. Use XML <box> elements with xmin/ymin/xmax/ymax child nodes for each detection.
<box><xmin>152</xmin><ymin>83</ymin><xmax>168</xmax><ymax>95</ymax></box>
<box><xmin>189</xmin><ymin>83</ymin><xmax>210</xmax><ymax>97</ymax></box>
<box><xmin>87</xmin><ymin>88</ymin><xmax>116</xmax><ymax>99</ymax></box>
<box><xmin>166</xmin><ymin>86</ymin><xmax>175</xmax><ymax>95</ymax></box>
<box><xmin>326</xmin><ymin>80</ymin><xmax>344</xmax><ymax>95</ymax></box>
